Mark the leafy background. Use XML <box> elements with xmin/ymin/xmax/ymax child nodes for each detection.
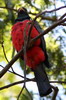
<box><xmin>0</xmin><ymin>0</ymin><xmax>66</xmax><ymax>100</ymax></box>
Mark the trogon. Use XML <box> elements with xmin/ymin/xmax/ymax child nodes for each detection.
<box><xmin>11</xmin><ymin>7</ymin><xmax>52</xmax><ymax>97</ymax></box>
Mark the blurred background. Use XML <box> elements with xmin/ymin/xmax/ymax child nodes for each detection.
<box><xmin>0</xmin><ymin>0</ymin><xmax>66</xmax><ymax>100</ymax></box>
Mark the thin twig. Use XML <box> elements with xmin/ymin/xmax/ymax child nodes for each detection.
<box><xmin>25</xmin><ymin>87</ymin><xmax>33</xmax><ymax>100</ymax></box>
<box><xmin>35</xmin><ymin>5</ymin><xmax>66</xmax><ymax>19</ymax></box>
<box><xmin>0</xmin><ymin>65</ymin><xmax>66</xmax><ymax>81</ymax></box>
<box><xmin>27</xmin><ymin>20</ymin><xmax>35</xmax><ymax>45</ymax></box>
<box><xmin>17</xmin><ymin>85</ymin><xmax>25</xmax><ymax>100</ymax></box>
<box><xmin>0</xmin><ymin>5</ymin><xmax>66</xmax><ymax>13</ymax></box>
<box><xmin>59</xmin><ymin>13</ymin><xmax>66</xmax><ymax>20</ymax></box>
<box><xmin>27</xmin><ymin>22</ymin><xmax>32</xmax><ymax>45</ymax></box>
<box><xmin>0</xmin><ymin>48</ymin><xmax>23</xmax><ymax>78</ymax></box>
<box><xmin>27</xmin><ymin>6</ymin><xmax>66</xmax><ymax>37</ymax></box>
<box><xmin>30</xmin><ymin>18</ymin><xmax>66</xmax><ymax>44</ymax></box>
<box><xmin>50</xmin><ymin>81</ymin><xmax>66</xmax><ymax>84</ymax></box>
<box><xmin>41</xmin><ymin>16</ymin><xmax>57</xmax><ymax>21</ymax></box>
<box><xmin>1</xmin><ymin>41</ymin><xmax>14</xmax><ymax>72</ymax></box>
<box><xmin>61</xmin><ymin>23</ymin><xmax>66</xmax><ymax>26</ymax></box>
<box><xmin>23</xmin><ymin>22</ymin><xmax>29</xmax><ymax>86</ymax></box>
<box><xmin>0</xmin><ymin>79</ymin><xmax>66</xmax><ymax>91</ymax></box>
<box><xmin>51</xmin><ymin>85</ymin><xmax>59</xmax><ymax>100</ymax></box>
<box><xmin>0</xmin><ymin>6</ymin><xmax>17</xmax><ymax>12</ymax></box>
<box><xmin>17</xmin><ymin>85</ymin><xmax>33</xmax><ymax>100</ymax></box>
<box><xmin>0</xmin><ymin>79</ymin><xmax>35</xmax><ymax>91</ymax></box>
<box><xmin>0</xmin><ymin>65</ymin><xmax>26</xmax><ymax>78</ymax></box>
<box><xmin>54</xmin><ymin>0</ymin><xmax>57</xmax><ymax>17</ymax></box>
<box><xmin>1</xmin><ymin>42</ymin><xmax>9</xmax><ymax>62</ymax></box>
<box><xmin>22</xmin><ymin>21</ymin><xmax>33</xmax><ymax>100</ymax></box>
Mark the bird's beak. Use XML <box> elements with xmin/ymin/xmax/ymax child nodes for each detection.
<box><xmin>18</xmin><ymin>8</ymin><xmax>26</xmax><ymax>12</ymax></box>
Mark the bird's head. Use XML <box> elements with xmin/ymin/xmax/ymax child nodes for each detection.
<box><xmin>18</xmin><ymin>7</ymin><xmax>28</xmax><ymax>15</ymax></box>
<box><xmin>15</xmin><ymin>7</ymin><xmax>30</xmax><ymax>23</ymax></box>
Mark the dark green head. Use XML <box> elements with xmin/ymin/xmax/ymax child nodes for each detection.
<box><xmin>15</xmin><ymin>7</ymin><xmax>30</xmax><ymax>23</ymax></box>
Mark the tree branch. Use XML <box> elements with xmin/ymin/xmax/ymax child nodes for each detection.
<box><xmin>1</xmin><ymin>41</ymin><xmax>14</xmax><ymax>72</ymax></box>
<box><xmin>0</xmin><ymin>79</ymin><xmax>66</xmax><ymax>91</ymax></box>
<box><xmin>51</xmin><ymin>85</ymin><xmax>59</xmax><ymax>100</ymax></box>
<box><xmin>17</xmin><ymin>85</ymin><xmax>25</xmax><ymax>100</ymax></box>
<box><xmin>0</xmin><ymin>65</ymin><xmax>30</xmax><ymax>79</ymax></box>
<box><xmin>1</xmin><ymin>65</ymin><xmax>66</xmax><ymax>84</ymax></box>
<box><xmin>34</xmin><ymin>6</ymin><xmax>66</xmax><ymax>20</ymax></box>
<box><xmin>41</xmin><ymin>16</ymin><xmax>57</xmax><ymax>21</ymax></box>
<box><xmin>61</xmin><ymin>23</ymin><xmax>66</xmax><ymax>26</ymax></box>
<box><xmin>23</xmin><ymin>22</ymin><xmax>28</xmax><ymax>86</ymax></box>
<box><xmin>25</xmin><ymin>87</ymin><xmax>33</xmax><ymax>100</ymax></box>
<box><xmin>26</xmin><ymin>8</ymin><xmax>66</xmax><ymax>43</ymax></box>
<box><xmin>30</xmin><ymin>18</ymin><xmax>66</xmax><ymax>45</ymax></box>
<box><xmin>0</xmin><ymin>48</ymin><xmax>23</xmax><ymax>78</ymax></box>
<box><xmin>1</xmin><ymin>42</ymin><xmax>9</xmax><ymax>62</ymax></box>
<box><xmin>0</xmin><ymin>5</ymin><xmax>66</xmax><ymax>14</ymax></box>
<box><xmin>0</xmin><ymin>79</ymin><xmax>34</xmax><ymax>90</ymax></box>
<box><xmin>59</xmin><ymin>13</ymin><xmax>66</xmax><ymax>20</ymax></box>
<box><xmin>0</xmin><ymin>6</ymin><xmax>17</xmax><ymax>12</ymax></box>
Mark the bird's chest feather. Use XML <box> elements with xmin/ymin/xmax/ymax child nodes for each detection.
<box><xmin>11</xmin><ymin>20</ymin><xmax>41</xmax><ymax>51</ymax></box>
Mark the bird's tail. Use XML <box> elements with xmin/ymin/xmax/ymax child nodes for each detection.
<box><xmin>33</xmin><ymin>63</ymin><xmax>52</xmax><ymax>97</ymax></box>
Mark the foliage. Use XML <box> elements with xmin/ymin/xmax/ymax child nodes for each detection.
<box><xmin>0</xmin><ymin>0</ymin><xmax>66</xmax><ymax>100</ymax></box>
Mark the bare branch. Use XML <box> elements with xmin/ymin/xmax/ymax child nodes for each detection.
<box><xmin>51</xmin><ymin>85</ymin><xmax>59</xmax><ymax>100</ymax></box>
<box><xmin>59</xmin><ymin>13</ymin><xmax>66</xmax><ymax>20</ymax></box>
<box><xmin>0</xmin><ymin>48</ymin><xmax>23</xmax><ymax>78</ymax></box>
<box><xmin>41</xmin><ymin>16</ymin><xmax>57</xmax><ymax>21</ymax></box>
<box><xmin>17</xmin><ymin>85</ymin><xmax>33</xmax><ymax>100</ymax></box>
<box><xmin>0</xmin><ymin>6</ymin><xmax>17</xmax><ymax>12</ymax></box>
<box><xmin>25</xmin><ymin>87</ymin><xmax>33</xmax><ymax>100</ymax></box>
<box><xmin>0</xmin><ymin>5</ymin><xmax>66</xmax><ymax>16</ymax></box>
<box><xmin>0</xmin><ymin>78</ymin><xmax>66</xmax><ymax>91</ymax></box>
<box><xmin>1</xmin><ymin>42</ymin><xmax>14</xmax><ymax>72</ymax></box>
<box><xmin>17</xmin><ymin>85</ymin><xmax>25</xmax><ymax>100</ymax></box>
<box><xmin>34</xmin><ymin>6</ymin><xmax>66</xmax><ymax>20</ymax></box>
<box><xmin>0</xmin><ymin>41</ymin><xmax>14</xmax><ymax>72</ymax></box>
<box><xmin>26</xmin><ymin>8</ymin><xmax>66</xmax><ymax>43</ymax></box>
<box><xmin>23</xmin><ymin>21</ymin><xmax>28</xmax><ymax>86</ymax></box>
<box><xmin>41</xmin><ymin>13</ymin><xmax>66</xmax><ymax>21</ymax></box>
<box><xmin>0</xmin><ymin>78</ymin><xmax>34</xmax><ymax>91</ymax></box>
<box><xmin>30</xmin><ymin>18</ymin><xmax>66</xmax><ymax>45</ymax></box>
<box><xmin>61</xmin><ymin>23</ymin><xmax>66</xmax><ymax>26</ymax></box>
<box><xmin>27</xmin><ymin>22</ymin><xmax>32</xmax><ymax>44</ymax></box>
<box><xmin>50</xmin><ymin>81</ymin><xmax>66</xmax><ymax>84</ymax></box>
<box><xmin>1</xmin><ymin>42</ymin><xmax>9</xmax><ymax>62</ymax></box>
<box><xmin>0</xmin><ymin>65</ymin><xmax>29</xmax><ymax>79</ymax></box>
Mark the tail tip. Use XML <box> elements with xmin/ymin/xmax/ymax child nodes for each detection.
<box><xmin>40</xmin><ymin>88</ymin><xmax>52</xmax><ymax>97</ymax></box>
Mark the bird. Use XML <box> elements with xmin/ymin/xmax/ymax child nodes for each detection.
<box><xmin>11</xmin><ymin>7</ymin><xmax>52</xmax><ymax>97</ymax></box>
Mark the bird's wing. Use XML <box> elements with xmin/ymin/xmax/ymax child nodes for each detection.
<box><xmin>34</xmin><ymin>21</ymin><xmax>51</xmax><ymax>68</ymax></box>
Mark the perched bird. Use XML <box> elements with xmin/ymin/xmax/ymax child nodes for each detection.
<box><xmin>11</xmin><ymin>7</ymin><xmax>52</xmax><ymax>97</ymax></box>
